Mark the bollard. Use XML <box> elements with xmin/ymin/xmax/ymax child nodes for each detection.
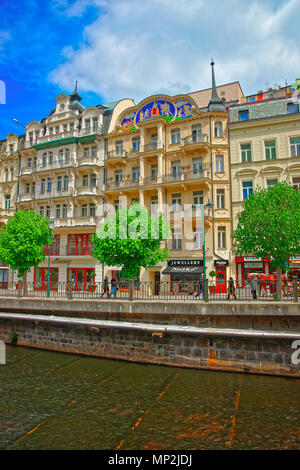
<box><xmin>0</xmin><ymin>341</ymin><xmax>6</xmax><ymax>365</ymax></box>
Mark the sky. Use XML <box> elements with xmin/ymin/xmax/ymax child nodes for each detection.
<box><xmin>0</xmin><ymin>0</ymin><xmax>299</xmax><ymax>139</ymax></box>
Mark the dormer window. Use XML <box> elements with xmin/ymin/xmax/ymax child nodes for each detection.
<box><xmin>59</xmin><ymin>104</ymin><xmax>65</xmax><ymax>111</ymax></box>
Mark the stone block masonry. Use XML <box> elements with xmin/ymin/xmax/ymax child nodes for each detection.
<box><xmin>0</xmin><ymin>311</ymin><xmax>299</xmax><ymax>378</ymax></box>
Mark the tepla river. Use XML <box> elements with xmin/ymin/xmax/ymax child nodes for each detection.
<box><xmin>0</xmin><ymin>346</ymin><xmax>299</xmax><ymax>450</ymax></box>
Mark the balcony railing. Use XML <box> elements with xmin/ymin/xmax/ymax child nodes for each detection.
<box><xmin>79</xmin><ymin>126</ymin><xmax>102</xmax><ymax>135</ymax></box>
<box><xmin>106</xmin><ymin>150</ymin><xmax>128</xmax><ymax>160</ymax></box>
<box><xmin>182</xmin><ymin>134</ymin><xmax>209</xmax><ymax>146</ymax></box>
<box><xmin>163</xmin><ymin>170</ymin><xmax>206</xmax><ymax>184</ymax></box>
<box><xmin>19</xmin><ymin>140</ymin><xmax>38</xmax><ymax>150</ymax></box>
<box><xmin>143</xmin><ymin>142</ymin><xmax>164</xmax><ymax>152</ymax></box>
<box><xmin>37</xmin><ymin>131</ymin><xmax>76</xmax><ymax>143</ymax></box>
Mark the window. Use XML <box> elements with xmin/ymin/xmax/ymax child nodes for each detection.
<box><xmin>62</xmin><ymin>204</ymin><xmax>68</xmax><ymax>219</ymax></box>
<box><xmin>218</xmin><ymin>226</ymin><xmax>226</xmax><ymax>249</ymax></box>
<box><xmin>192</xmin><ymin>157</ymin><xmax>203</xmax><ymax>174</ymax></box>
<box><xmin>84</xmin><ymin>147</ymin><xmax>89</xmax><ymax>158</ymax></box>
<box><xmin>241</xmin><ymin>143</ymin><xmax>252</xmax><ymax>162</ymax></box>
<box><xmin>42</xmin><ymin>153</ymin><xmax>47</xmax><ymax>167</ymax></box>
<box><xmin>57</xmin><ymin>176</ymin><xmax>62</xmax><ymax>191</ymax></box>
<box><xmin>115</xmin><ymin>170</ymin><xmax>122</xmax><ymax>186</ymax></box>
<box><xmin>171</xmin><ymin>161</ymin><xmax>181</xmax><ymax>179</ymax></box>
<box><xmin>214</xmin><ymin>122</ymin><xmax>222</xmax><ymax>137</ymax></box>
<box><xmin>25</xmin><ymin>183</ymin><xmax>30</xmax><ymax>194</ymax></box>
<box><xmin>91</xmin><ymin>146</ymin><xmax>97</xmax><ymax>157</ymax></box>
<box><xmin>151</xmin><ymin>134</ymin><xmax>158</xmax><ymax>149</ymax></box>
<box><xmin>267</xmin><ymin>179</ymin><xmax>278</xmax><ymax>189</ymax></box>
<box><xmin>216</xmin><ymin>189</ymin><xmax>225</xmax><ymax>209</ymax></box>
<box><xmin>4</xmin><ymin>195</ymin><xmax>10</xmax><ymax>210</ymax></box>
<box><xmin>47</xmin><ymin>178</ymin><xmax>52</xmax><ymax>193</ymax></box>
<box><xmin>63</xmin><ymin>175</ymin><xmax>69</xmax><ymax>191</ymax></box>
<box><xmin>63</xmin><ymin>124</ymin><xmax>68</xmax><ymax>133</ymax></box>
<box><xmin>67</xmin><ymin>267</ymin><xmax>95</xmax><ymax>292</ymax></box>
<box><xmin>239</xmin><ymin>110</ymin><xmax>249</xmax><ymax>121</ymax></box>
<box><xmin>132</xmin><ymin>167</ymin><xmax>140</xmax><ymax>182</ymax></box>
<box><xmin>242</xmin><ymin>181</ymin><xmax>253</xmax><ymax>200</ymax></box>
<box><xmin>216</xmin><ymin>155</ymin><xmax>224</xmax><ymax>172</ymax></box>
<box><xmin>151</xmin><ymin>195</ymin><xmax>158</xmax><ymax>214</ymax></box>
<box><xmin>82</xmin><ymin>175</ymin><xmax>89</xmax><ymax>187</ymax></box>
<box><xmin>4</xmin><ymin>168</ymin><xmax>8</xmax><ymax>182</ymax></box>
<box><xmin>89</xmin><ymin>204</ymin><xmax>96</xmax><ymax>217</ymax></box>
<box><xmin>115</xmin><ymin>140</ymin><xmax>123</xmax><ymax>155</ymax></box>
<box><xmin>172</xmin><ymin>193</ymin><xmax>182</xmax><ymax>212</ymax></box>
<box><xmin>92</xmin><ymin>117</ymin><xmax>98</xmax><ymax>132</ymax></box>
<box><xmin>58</xmin><ymin>150</ymin><xmax>64</xmax><ymax>165</ymax></box>
<box><xmin>265</xmin><ymin>140</ymin><xmax>276</xmax><ymax>160</ymax></box>
<box><xmin>56</xmin><ymin>204</ymin><xmax>61</xmax><ymax>219</ymax></box>
<box><xmin>67</xmin><ymin>234</ymin><xmax>94</xmax><ymax>255</ymax></box>
<box><xmin>290</xmin><ymin>137</ymin><xmax>300</xmax><ymax>157</ymax></box>
<box><xmin>85</xmin><ymin>119</ymin><xmax>90</xmax><ymax>132</ymax></box>
<box><xmin>132</xmin><ymin>137</ymin><xmax>140</xmax><ymax>152</ymax></box>
<box><xmin>192</xmin><ymin>124</ymin><xmax>202</xmax><ymax>142</ymax></box>
<box><xmin>34</xmin><ymin>267</ymin><xmax>58</xmax><ymax>291</ymax></box>
<box><xmin>27</xmin><ymin>158</ymin><xmax>32</xmax><ymax>168</ymax></box>
<box><xmin>39</xmin><ymin>206</ymin><xmax>45</xmax><ymax>217</ymax></box>
<box><xmin>287</xmin><ymin>102</ymin><xmax>298</xmax><ymax>114</ymax></box>
<box><xmin>172</xmin><ymin>228</ymin><xmax>182</xmax><ymax>250</ymax></box>
<box><xmin>193</xmin><ymin>226</ymin><xmax>202</xmax><ymax>249</ymax></box>
<box><xmin>193</xmin><ymin>190</ymin><xmax>203</xmax><ymax>207</ymax></box>
<box><xmin>46</xmin><ymin>206</ymin><xmax>51</xmax><ymax>218</ymax></box>
<box><xmin>10</xmin><ymin>167</ymin><xmax>14</xmax><ymax>180</ymax></box>
<box><xmin>55</xmin><ymin>126</ymin><xmax>59</xmax><ymax>135</ymax></box>
<box><xmin>151</xmin><ymin>164</ymin><xmax>158</xmax><ymax>181</ymax></box>
<box><xmin>9</xmin><ymin>144</ymin><xmax>14</xmax><ymax>155</ymax></box>
<box><xmin>90</xmin><ymin>173</ymin><xmax>97</xmax><ymax>187</ymax></box>
<box><xmin>40</xmin><ymin>179</ymin><xmax>45</xmax><ymax>194</ymax></box>
<box><xmin>292</xmin><ymin>177</ymin><xmax>300</xmax><ymax>190</ymax></box>
<box><xmin>81</xmin><ymin>204</ymin><xmax>88</xmax><ymax>217</ymax></box>
<box><xmin>69</xmin><ymin>122</ymin><xmax>74</xmax><ymax>132</ymax></box>
<box><xmin>49</xmin><ymin>127</ymin><xmax>53</xmax><ymax>135</ymax></box>
<box><xmin>65</xmin><ymin>148</ymin><xmax>70</xmax><ymax>163</ymax></box>
<box><xmin>171</xmin><ymin>128</ymin><xmax>181</xmax><ymax>144</ymax></box>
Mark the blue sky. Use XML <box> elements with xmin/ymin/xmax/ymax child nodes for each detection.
<box><xmin>0</xmin><ymin>0</ymin><xmax>299</xmax><ymax>139</ymax></box>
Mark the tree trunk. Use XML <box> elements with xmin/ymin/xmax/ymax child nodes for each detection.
<box><xmin>22</xmin><ymin>271</ymin><xmax>28</xmax><ymax>296</ymax></box>
<box><xmin>276</xmin><ymin>267</ymin><xmax>282</xmax><ymax>301</ymax></box>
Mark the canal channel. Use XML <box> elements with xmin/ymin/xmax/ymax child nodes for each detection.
<box><xmin>0</xmin><ymin>346</ymin><xmax>299</xmax><ymax>450</ymax></box>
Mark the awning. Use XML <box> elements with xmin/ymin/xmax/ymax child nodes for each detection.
<box><xmin>162</xmin><ymin>266</ymin><xmax>203</xmax><ymax>275</ymax></box>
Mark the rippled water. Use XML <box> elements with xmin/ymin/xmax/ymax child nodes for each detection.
<box><xmin>0</xmin><ymin>346</ymin><xmax>299</xmax><ymax>450</ymax></box>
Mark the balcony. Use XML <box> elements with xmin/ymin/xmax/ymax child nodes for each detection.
<box><xmin>36</xmin><ymin>158</ymin><xmax>74</xmax><ymax>172</ymax></box>
<box><xmin>163</xmin><ymin>169</ymin><xmax>208</xmax><ymax>184</ymax></box>
<box><xmin>182</xmin><ymin>134</ymin><xmax>209</xmax><ymax>150</ymax></box>
<box><xmin>106</xmin><ymin>150</ymin><xmax>128</xmax><ymax>162</ymax></box>
<box><xmin>37</xmin><ymin>131</ymin><xmax>75</xmax><ymax>143</ymax></box>
<box><xmin>77</xmin><ymin>154</ymin><xmax>99</xmax><ymax>166</ymax></box>
<box><xmin>35</xmin><ymin>188</ymin><xmax>74</xmax><ymax>200</ymax></box>
<box><xmin>142</xmin><ymin>142</ymin><xmax>164</xmax><ymax>153</ymax></box>
<box><xmin>19</xmin><ymin>140</ymin><xmax>38</xmax><ymax>150</ymax></box>
<box><xmin>50</xmin><ymin>216</ymin><xmax>98</xmax><ymax>228</ymax></box>
<box><xmin>79</xmin><ymin>125</ymin><xmax>102</xmax><ymax>136</ymax></box>
<box><xmin>76</xmin><ymin>184</ymin><xmax>101</xmax><ymax>196</ymax></box>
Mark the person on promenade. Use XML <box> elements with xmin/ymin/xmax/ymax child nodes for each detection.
<box><xmin>250</xmin><ymin>275</ymin><xmax>258</xmax><ymax>300</ymax></box>
<box><xmin>111</xmin><ymin>276</ymin><xmax>118</xmax><ymax>299</ymax></box>
<box><xmin>101</xmin><ymin>276</ymin><xmax>110</xmax><ymax>298</ymax></box>
<box><xmin>195</xmin><ymin>273</ymin><xmax>204</xmax><ymax>299</ymax></box>
<box><xmin>173</xmin><ymin>281</ymin><xmax>180</xmax><ymax>297</ymax></box>
<box><xmin>259</xmin><ymin>273</ymin><xmax>267</xmax><ymax>297</ymax></box>
<box><xmin>227</xmin><ymin>277</ymin><xmax>237</xmax><ymax>300</ymax></box>
<box><xmin>188</xmin><ymin>279</ymin><xmax>194</xmax><ymax>296</ymax></box>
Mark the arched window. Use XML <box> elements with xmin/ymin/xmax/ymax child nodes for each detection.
<box><xmin>214</xmin><ymin>122</ymin><xmax>222</xmax><ymax>138</ymax></box>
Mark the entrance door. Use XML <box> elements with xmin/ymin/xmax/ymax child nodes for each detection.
<box><xmin>216</xmin><ymin>267</ymin><xmax>226</xmax><ymax>293</ymax></box>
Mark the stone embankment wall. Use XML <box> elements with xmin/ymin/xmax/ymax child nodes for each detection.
<box><xmin>0</xmin><ymin>298</ymin><xmax>299</xmax><ymax>378</ymax></box>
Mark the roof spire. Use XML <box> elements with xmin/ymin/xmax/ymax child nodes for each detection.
<box><xmin>70</xmin><ymin>80</ymin><xmax>82</xmax><ymax>102</ymax></box>
<box><xmin>208</xmin><ymin>59</ymin><xmax>226</xmax><ymax>113</ymax></box>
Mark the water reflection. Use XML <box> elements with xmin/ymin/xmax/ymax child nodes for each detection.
<box><xmin>0</xmin><ymin>346</ymin><xmax>299</xmax><ymax>450</ymax></box>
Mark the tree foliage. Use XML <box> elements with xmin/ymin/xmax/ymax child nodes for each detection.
<box><xmin>232</xmin><ymin>182</ymin><xmax>300</xmax><ymax>271</ymax></box>
<box><xmin>0</xmin><ymin>210</ymin><xmax>50</xmax><ymax>277</ymax></box>
<box><xmin>92</xmin><ymin>204</ymin><xmax>170</xmax><ymax>279</ymax></box>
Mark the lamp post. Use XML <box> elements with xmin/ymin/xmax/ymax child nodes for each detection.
<box><xmin>47</xmin><ymin>221</ymin><xmax>55</xmax><ymax>298</ymax></box>
<box><xmin>202</xmin><ymin>202</ymin><xmax>214</xmax><ymax>301</ymax></box>
<box><xmin>13</xmin><ymin>118</ymin><xmax>27</xmax><ymax>129</ymax></box>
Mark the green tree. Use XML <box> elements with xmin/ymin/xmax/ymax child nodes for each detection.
<box><xmin>0</xmin><ymin>210</ymin><xmax>50</xmax><ymax>285</ymax></box>
<box><xmin>92</xmin><ymin>204</ymin><xmax>170</xmax><ymax>279</ymax></box>
<box><xmin>232</xmin><ymin>181</ymin><xmax>300</xmax><ymax>299</ymax></box>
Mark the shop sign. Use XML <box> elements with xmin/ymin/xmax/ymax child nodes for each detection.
<box><xmin>214</xmin><ymin>260</ymin><xmax>228</xmax><ymax>267</ymax></box>
<box><xmin>244</xmin><ymin>257</ymin><xmax>262</xmax><ymax>261</ymax></box>
<box><xmin>244</xmin><ymin>262</ymin><xmax>264</xmax><ymax>269</ymax></box>
<box><xmin>168</xmin><ymin>259</ymin><xmax>203</xmax><ymax>267</ymax></box>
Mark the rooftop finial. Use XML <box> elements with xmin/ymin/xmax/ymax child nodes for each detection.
<box><xmin>75</xmin><ymin>80</ymin><xmax>78</xmax><ymax>92</ymax></box>
<box><xmin>208</xmin><ymin>59</ymin><xmax>226</xmax><ymax>113</ymax></box>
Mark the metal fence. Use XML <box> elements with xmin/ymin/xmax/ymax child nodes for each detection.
<box><xmin>0</xmin><ymin>279</ymin><xmax>298</xmax><ymax>302</ymax></box>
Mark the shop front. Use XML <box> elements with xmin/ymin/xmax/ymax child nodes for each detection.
<box><xmin>162</xmin><ymin>259</ymin><xmax>203</xmax><ymax>292</ymax></box>
<box><xmin>235</xmin><ymin>256</ymin><xmax>271</xmax><ymax>287</ymax></box>
<box><xmin>289</xmin><ymin>257</ymin><xmax>300</xmax><ymax>280</ymax></box>
<box><xmin>213</xmin><ymin>260</ymin><xmax>228</xmax><ymax>293</ymax></box>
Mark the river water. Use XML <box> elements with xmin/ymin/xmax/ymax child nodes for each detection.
<box><xmin>0</xmin><ymin>346</ymin><xmax>299</xmax><ymax>450</ymax></box>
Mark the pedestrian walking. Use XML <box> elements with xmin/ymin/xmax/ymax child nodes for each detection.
<box><xmin>227</xmin><ymin>277</ymin><xmax>236</xmax><ymax>300</ymax></box>
<box><xmin>250</xmin><ymin>275</ymin><xmax>258</xmax><ymax>300</ymax></box>
<box><xmin>259</xmin><ymin>273</ymin><xmax>267</xmax><ymax>297</ymax></box>
<box><xmin>101</xmin><ymin>276</ymin><xmax>110</xmax><ymax>298</ymax></box>
<box><xmin>111</xmin><ymin>276</ymin><xmax>117</xmax><ymax>299</ymax></box>
<box><xmin>195</xmin><ymin>273</ymin><xmax>204</xmax><ymax>299</ymax></box>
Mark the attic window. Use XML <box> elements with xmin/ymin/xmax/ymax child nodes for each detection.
<box><xmin>60</xmin><ymin>104</ymin><xmax>65</xmax><ymax>110</ymax></box>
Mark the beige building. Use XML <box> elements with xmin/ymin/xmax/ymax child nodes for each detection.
<box><xmin>102</xmin><ymin>62</ymin><xmax>233</xmax><ymax>290</ymax></box>
<box><xmin>16</xmin><ymin>86</ymin><xmax>134</xmax><ymax>291</ymax></box>
<box><xmin>229</xmin><ymin>88</ymin><xmax>300</xmax><ymax>284</ymax></box>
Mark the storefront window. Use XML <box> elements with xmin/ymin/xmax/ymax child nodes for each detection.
<box><xmin>34</xmin><ymin>267</ymin><xmax>58</xmax><ymax>290</ymax></box>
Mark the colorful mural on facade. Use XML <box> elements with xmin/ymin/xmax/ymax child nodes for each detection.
<box><xmin>121</xmin><ymin>98</ymin><xmax>194</xmax><ymax>131</ymax></box>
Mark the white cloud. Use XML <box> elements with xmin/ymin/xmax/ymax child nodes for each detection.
<box><xmin>50</xmin><ymin>0</ymin><xmax>300</xmax><ymax>103</ymax></box>
<box><xmin>0</xmin><ymin>30</ymin><xmax>11</xmax><ymax>53</ymax></box>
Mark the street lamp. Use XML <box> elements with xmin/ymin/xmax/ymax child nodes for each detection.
<box><xmin>47</xmin><ymin>221</ymin><xmax>55</xmax><ymax>298</ymax></box>
<box><xmin>202</xmin><ymin>201</ymin><xmax>214</xmax><ymax>282</ymax></box>
<box><xmin>13</xmin><ymin>118</ymin><xmax>27</xmax><ymax>130</ymax></box>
